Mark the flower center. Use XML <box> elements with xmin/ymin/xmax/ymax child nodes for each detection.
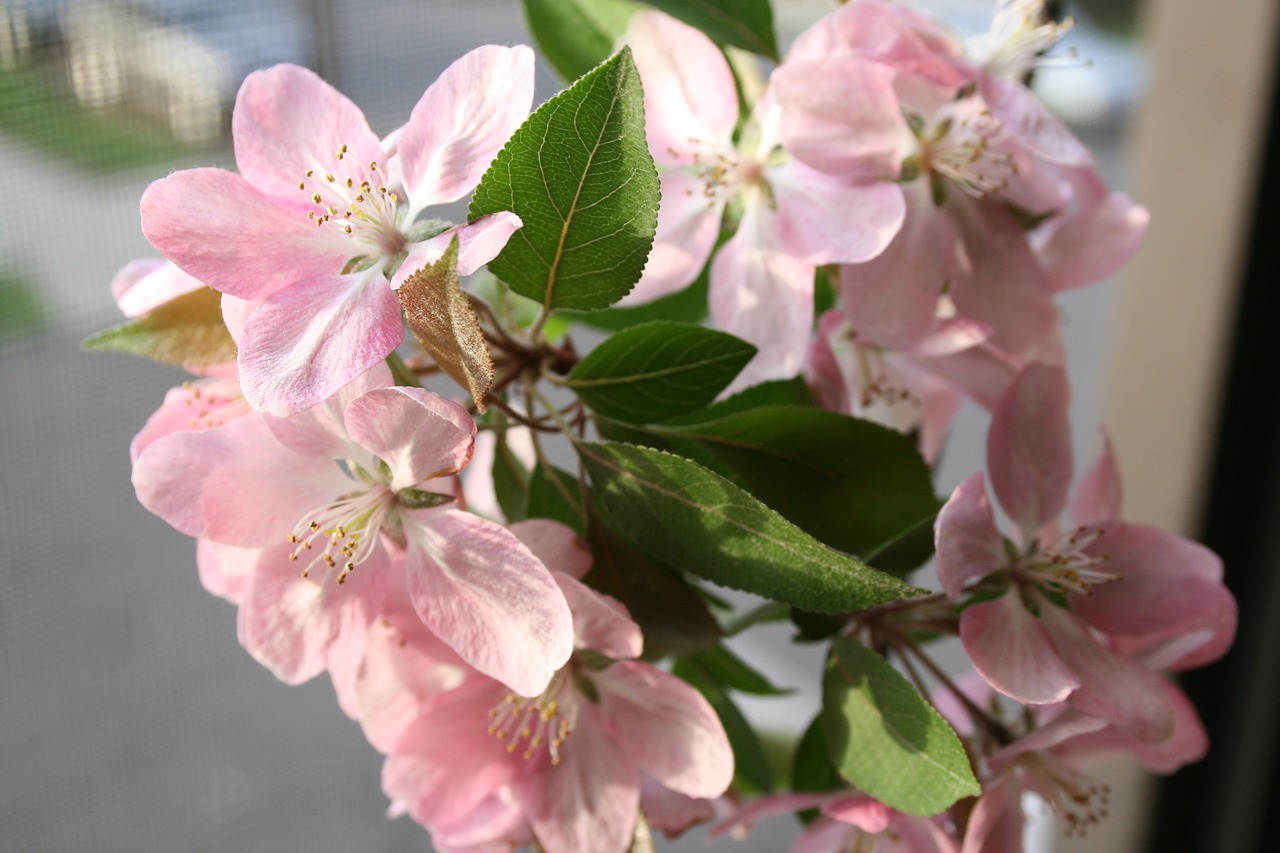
<box><xmin>297</xmin><ymin>143</ymin><xmax>406</xmax><ymax>256</ymax></box>
<box><xmin>920</xmin><ymin>108</ymin><xmax>1016</xmax><ymax>199</ymax></box>
<box><xmin>286</xmin><ymin>480</ymin><xmax>394</xmax><ymax>584</ymax></box>
<box><xmin>176</xmin><ymin>375</ymin><xmax>248</xmax><ymax>431</ymax></box>
<box><xmin>487</xmin><ymin>668</ymin><xmax>578</xmax><ymax>765</ymax></box>
<box><xmin>1017</xmin><ymin>752</ymin><xmax>1110</xmax><ymax>838</ymax></box>
<box><xmin>1016</xmin><ymin>526</ymin><xmax>1116</xmax><ymax>597</ymax></box>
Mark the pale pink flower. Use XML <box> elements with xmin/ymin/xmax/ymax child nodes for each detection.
<box><xmin>624</xmin><ymin>10</ymin><xmax>905</xmax><ymax>388</ymax></box>
<box><xmin>141</xmin><ymin>47</ymin><xmax>532</xmax><ymax>415</ymax></box>
<box><xmin>132</xmin><ymin>369</ymin><xmax>573</xmax><ymax>694</ymax></box>
<box><xmin>772</xmin><ymin>0</ymin><xmax>1143</xmax><ymax>359</ymax></box>
<box><xmin>806</xmin><ymin>309</ymin><xmax>1018</xmax><ymax>462</ymax></box>
<box><xmin>108</xmin><ymin>259</ymin><xmax>253</xmax><ymax>461</ymax></box>
<box><xmin>371</xmin><ymin>521</ymin><xmax>733</xmax><ymax>853</ymax></box>
<box><xmin>934</xmin><ymin>363</ymin><xmax>1236</xmax><ymax>742</ymax></box>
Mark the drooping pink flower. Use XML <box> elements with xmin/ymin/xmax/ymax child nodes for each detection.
<box><xmin>624</xmin><ymin>10</ymin><xmax>905</xmax><ymax>389</ymax></box>
<box><xmin>141</xmin><ymin>47</ymin><xmax>531</xmax><ymax>415</ymax></box>
<box><xmin>132</xmin><ymin>369</ymin><xmax>573</xmax><ymax>695</ymax></box>
<box><xmin>369</xmin><ymin>520</ymin><xmax>733</xmax><ymax>853</ymax></box>
<box><xmin>806</xmin><ymin>309</ymin><xmax>1017</xmax><ymax>462</ymax></box>
<box><xmin>933</xmin><ymin>363</ymin><xmax>1236</xmax><ymax>742</ymax></box>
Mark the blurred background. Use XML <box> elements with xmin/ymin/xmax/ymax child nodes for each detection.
<box><xmin>2</xmin><ymin>0</ymin><xmax>1276</xmax><ymax>851</ymax></box>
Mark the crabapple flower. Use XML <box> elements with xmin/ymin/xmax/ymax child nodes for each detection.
<box><xmin>109</xmin><ymin>259</ymin><xmax>253</xmax><ymax>461</ymax></box>
<box><xmin>373</xmin><ymin>520</ymin><xmax>733</xmax><ymax>853</ymax></box>
<box><xmin>132</xmin><ymin>367</ymin><xmax>573</xmax><ymax>695</ymax></box>
<box><xmin>141</xmin><ymin>47</ymin><xmax>532</xmax><ymax>415</ymax></box>
<box><xmin>624</xmin><ymin>10</ymin><xmax>905</xmax><ymax>388</ymax></box>
<box><xmin>934</xmin><ymin>363</ymin><xmax>1236</xmax><ymax>742</ymax></box>
<box><xmin>773</xmin><ymin>0</ymin><xmax>1142</xmax><ymax>361</ymax></box>
<box><xmin>806</xmin><ymin>309</ymin><xmax>1017</xmax><ymax>462</ymax></box>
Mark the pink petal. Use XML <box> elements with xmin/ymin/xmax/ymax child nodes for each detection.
<box><xmin>1039</xmin><ymin>605</ymin><xmax>1176</xmax><ymax>743</ymax></box>
<box><xmin>597</xmin><ymin>661</ymin><xmax>733</xmax><ymax>799</ymax></box>
<box><xmin>343</xmin><ymin>387</ymin><xmax>476</xmax><ymax>490</ymax></box>
<box><xmin>1071</xmin><ymin>522</ymin><xmax>1225</xmax><ymax>636</ymax></box>
<box><xmin>710</xmin><ymin>204</ymin><xmax>814</xmax><ymax>390</ymax></box>
<box><xmin>511</xmin><ymin>519</ymin><xmax>594</xmax><ymax>580</ymax></box>
<box><xmin>141</xmin><ymin>169</ymin><xmax>348</xmax><ymax>300</ymax></box>
<box><xmin>232</xmin><ymin>64</ymin><xmax>383</xmax><ymax>200</ymax></box>
<box><xmin>959</xmin><ymin>774</ymin><xmax>1024</xmax><ymax>853</ymax></box>
<box><xmin>960</xmin><ymin>591</ymin><xmax>1079</xmax><ymax>705</ymax></box>
<box><xmin>236</xmin><ymin>540</ymin><xmax>388</xmax><ymax>683</ymax></box>
<box><xmin>946</xmin><ymin>199</ymin><xmax>1062</xmax><ymax>362</ymax></box>
<box><xmin>392</xmin><ymin>212</ymin><xmax>524</xmax><ymax>289</ymax></box>
<box><xmin>398</xmin><ymin>45</ymin><xmax>535</xmax><ymax>212</ymax></box>
<box><xmin>1071</xmin><ymin>432</ymin><xmax>1123</xmax><ymax>526</ymax></box>
<box><xmin>237</xmin><ymin>271</ymin><xmax>405</xmax><ymax>416</ymax></box>
<box><xmin>987</xmin><ymin>363</ymin><xmax>1073</xmax><ymax>539</ymax></box>
<box><xmin>111</xmin><ymin>259</ymin><xmax>205</xmax><ymax>317</ymax></box>
<box><xmin>350</xmin><ymin>599</ymin><xmax>468</xmax><ymax>752</ymax></box>
<box><xmin>980</xmin><ymin>73</ymin><xmax>1093</xmax><ymax>168</ymax></box>
<box><xmin>1039</xmin><ymin>182</ymin><xmax>1149</xmax><ymax>292</ymax></box>
<box><xmin>556</xmin><ymin>573</ymin><xmax>642</xmax><ymax>660</ymax></box>
<box><xmin>822</xmin><ymin>795</ymin><xmax>892</xmax><ymax>833</ymax></box>
<box><xmin>935</xmin><ymin>472</ymin><xmax>1006</xmax><ymax>598</ymax></box>
<box><xmin>403</xmin><ymin>509</ymin><xmax>573</xmax><ymax>697</ymax></box>
<box><xmin>621</xmin><ymin>170</ymin><xmax>722</xmax><ymax>305</ymax></box>
<box><xmin>262</xmin><ymin>361</ymin><xmax>394</xmax><ymax>459</ymax></box>
<box><xmin>196</xmin><ymin>539</ymin><xmax>253</xmax><ymax>604</ymax></box>
<box><xmin>382</xmin><ymin>679</ymin><xmax>522</xmax><ymax>828</ymax></box>
<box><xmin>625</xmin><ymin>11</ymin><xmax>738</xmax><ymax>160</ymax></box>
<box><xmin>709</xmin><ymin>791</ymin><xmax>844</xmax><ymax>840</ymax></box>
<box><xmin>772</xmin><ymin>57</ymin><xmax>911</xmax><ymax>179</ymax></box>
<box><xmin>638</xmin><ymin>777</ymin><xmax>716</xmax><ymax>837</ymax></box>
<box><xmin>519</xmin><ymin>704</ymin><xmax>640</xmax><ymax>853</ymax></box>
<box><xmin>1058</xmin><ymin>677</ymin><xmax>1208</xmax><ymax>774</ymax></box>
<box><xmin>839</xmin><ymin>181</ymin><xmax>959</xmax><ymax>351</ymax></box>
<box><xmin>131</xmin><ymin>414</ymin><xmax>349</xmax><ymax>546</ymax></box>
<box><xmin>794</xmin><ymin>818</ymin><xmax>858</xmax><ymax>853</ymax></box>
<box><xmin>770</xmin><ymin>161</ymin><xmax>905</xmax><ymax>265</ymax></box>
<box><xmin>221</xmin><ymin>295</ymin><xmax>255</xmax><ymax>344</ymax></box>
<box><xmin>129</xmin><ymin>374</ymin><xmax>248</xmax><ymax>463</ymax></box>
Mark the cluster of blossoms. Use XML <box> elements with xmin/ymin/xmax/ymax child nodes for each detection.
<box><xmin>100</xmin><ymin>1</ymin><xmax>1235</xmax><ymax>851</ymax></box>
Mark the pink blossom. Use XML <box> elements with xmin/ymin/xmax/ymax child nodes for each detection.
<box><xmin>141</xmin><ymin>47</ymin><xmax>531</xmax><ymax>415</ymax></box>
<box><xmin>369</xmin><ymin>521</ymin><xmax>733</xmax><ymax>853</ymax></box>
<box><xmin>132</xmin><ymin>369</ymin><xmax>573</xmax><ymax>694</ymax></box>
<box><xmin>772</xmin><ymin>0</ymin><xmax>1142</xmax><ymax>360</ymax></box>
<box><xmin>806</xmin><ymin>309</ymin><xmax>1018</xmax><ymax>462</ymax></box>
<box><xmin>934</xmin><ymin>363</ymin><xmax>1236</xmax><ymax>742</ymax></box>
<box><xmin>624</xmin><ymin>10</ymin><xmax>905</xmax><ymax>389</ymax></box>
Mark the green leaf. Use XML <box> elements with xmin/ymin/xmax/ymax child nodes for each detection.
<box><xmin>577</xmin><ymin>441</ymin><xmax>923</xmax><ymax>612</ymax></box>
<box><xmin>525</xmin><ymin>463</ymin><xmax>585</xmax><ymax>534</ymax></box>
<box><xmin>469</xmin><ymin>48</ymin><xmax>659</xmax><ymax>312</ymax></box>
<box><xmin>792</xmin><ymin>715</ymin><xmax>845</xmax><ymax>795</ymax></box>
<box><xmin>641</xmin><ymin>0</ymin><xmax>779</xmax><ymax>60</ymax></box>
<box><xmin>681</xmin><ymin>644</ymin><xmax>793</xmax><ymax>696</ymax></box>
<box><xmin>654</xmin><ymin>407</ymin><xmax>940</xmax><ymax>560</ymax></box>
<box><xmin>566</xmin><ymin>267</ymin><xmax>708</xmax><ymax>331</ymax></box>
<box><xmin>862</xmin><ymin>511</ymin><xmax>940</xmax><ymax>576</ymax></box>
<box><xmin>585</xmin><ymin>505</ymin><xmax>721</xmax><ymax>658</ymax></box>
<box><xmin>522</xmin><ymin>0</ymin><xmax>643</xmax><ymax>82</ymax></box>
<box><xmin>823</xmin><ymin>638</ymin><xmax>980</xmax><ymax>815</ymax></box>
<box><xmin>660</xmin><ymin>377</ymin><xmax>814</xmax><ymax>427</ymax></box>
<box><xmin>491</xmin><ymin>430</ymin><xmax>530</xmax><ymax>523</ymax></box>
<box><xmin>564</xmin><ymin>322</ymin><xmax>756</xmax><ymax>423</ymax></box>
<box><xmin>81</xmin><ymin>286</ymin><xmax>235</xmax><ymax>367</ymax></box>
<box><xmin>675</xmin><ymin>657</ymin><xmax>773</xmax><ymax>792</ymax></box>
